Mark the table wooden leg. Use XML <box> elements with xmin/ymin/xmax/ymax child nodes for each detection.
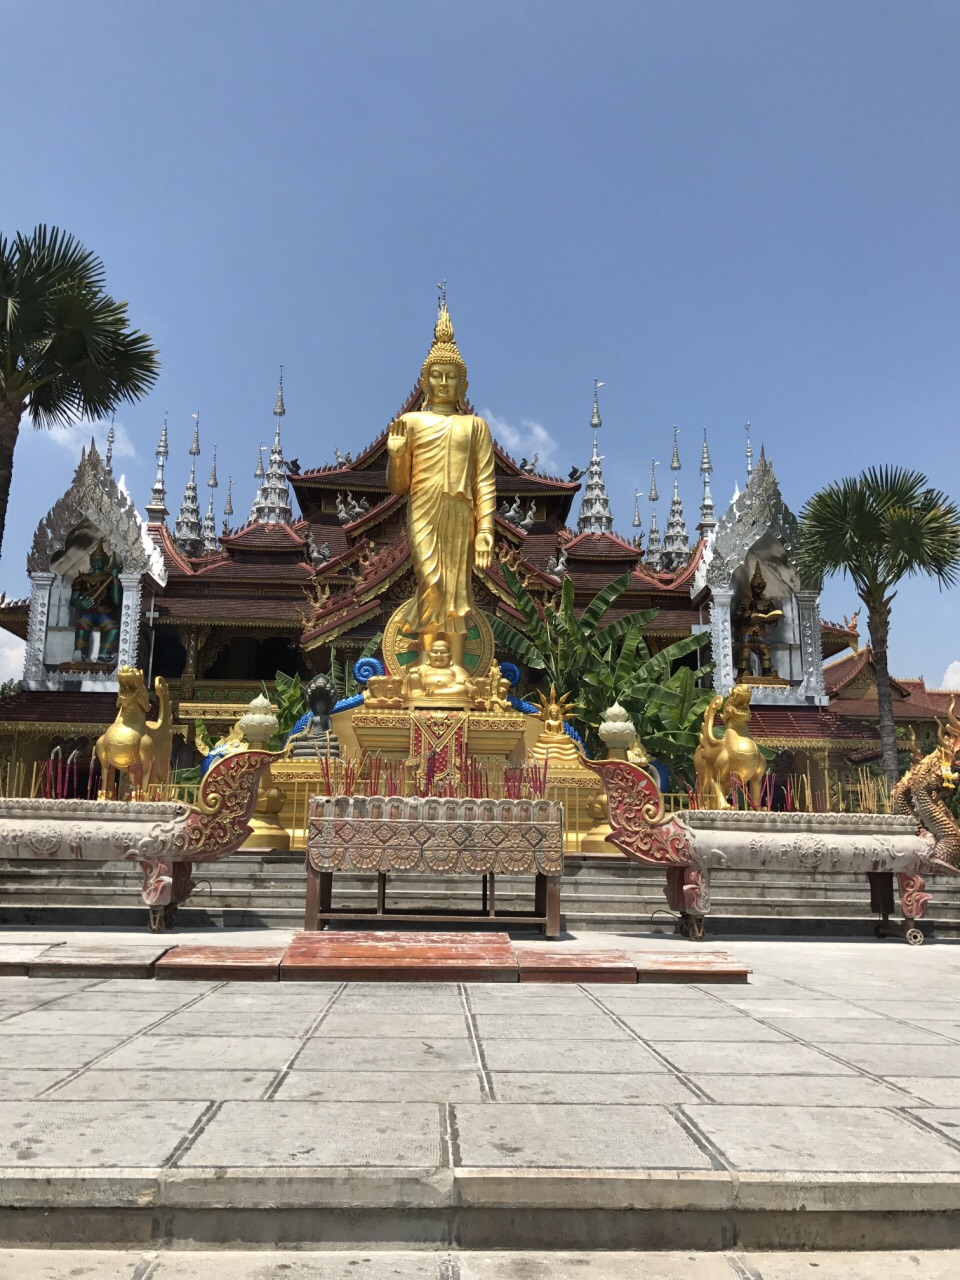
<box><xmin>534</xmin><ymin>872</ymin><xmax>547</xmax><ymax>920</ymax></box>
<box><xmin>304</xmin><ymin>863</ymin><xmax>320</xmax><ymax>931</ymax></box>
<box><xmin>545</xmin><ymin>877</ymin><xmax>561</xmax><ymax>939</ymax></box>
<box><xmin>487</xmin><ymin>872</ymin><xmax>496</xmax><ymax>917</ymax></box>
<box><xmin>318</xmin><ymin>871</ymin><xmax>333</xmax><ymax>930</ymax></box>
<box><xmin>482</xmin><ymin>874</ymin><xmax>488</xmax><ymax>913</ymax></box>
<box><xmin>377</xmin><ymin>872</ymin><xmax>386</xmax><ymax>915</ymax></box>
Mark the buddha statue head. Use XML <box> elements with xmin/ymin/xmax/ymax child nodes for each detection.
<box><xmin>427</xmin><ymin>639</ymin><xmax>453</xmax><ymax>669</ymax></box>
<box><xmin>420</xmin><ymin>303</ymin><xmax>468</xmax><ymax>411</ymax></box>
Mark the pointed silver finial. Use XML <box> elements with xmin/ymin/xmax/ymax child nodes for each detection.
<box><xmin>208</xmin><ymin>445</ymin><xmax>218</xmax><ymax>491</ymax></box>
<box><xmin>591</xmin><ymin>379</ymin><xmax>604</xmax><ymax>430</ymax></box>
<box><xmin>146</xmin><ymin>411</ymin><xmax>170</xmax><ymax>523</ymax></box>
<box><xmin>254</xmin><ymin>443</ymin><xmax>265</xmax><ymax>480</ymax></box>
<box><xmin>648</xmin><ymin>459</ymin><xmax>660</xmax><ymax>504</ymax></box>
<box><xmin>632</xmin><ymin>489</ymin><xmax>642</xmax><ymax>529</ymax></box>
<box><xmin>698</xmin><ymin>429</ymin><xmax>716</xmax><ymax>532</ymax></box>
<box><xmin>105</xmin><ymin>415</ymin><xmax>116</xmax><ymax>473</ymax></box>
<box><xmin>222</xmin><ymin>476</ymin><xmax>234</xmax><ymax>537</ymax></box>
<box><xmin>670</xmin><ymin>425</ymin><xmax>681</xmax><ymax>472</ymax></box>
<box><xmin>274</xmin><ymin>365</ymin><xmax>285</xmax><ymax>419</ymax></box>
<box><xmin>745</xmin><ymin>421</ymin><xmax>753</xmax><ymax>476</ymax></box>
<box><xmin>700</xmin><ymin>427</ymin><xmax>712</xmax><ymax>475</ymax></box>
<box><xmin>190</xmin><ymin>413</ymin><xmax>201</xmax><ymax>457</ymax></box>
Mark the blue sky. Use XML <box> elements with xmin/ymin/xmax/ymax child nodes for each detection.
<box><xmin>2</xmin><ymin>0</ymin><xmax>958</xmax><ymax>684</ymax></box>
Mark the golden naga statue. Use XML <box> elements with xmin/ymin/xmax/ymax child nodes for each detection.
<box><xmin>694</xmin><ymin>683</ymin><xmax>767</xmax><ymax>809</ymax></box>
<box><xmin>528</xmin><ymin>685</ymin><xmax>584</xmax><ymax>768</ymax></box>
<box><xmin>95</xmin><ymin>667</ymin><xmax>173</xmax><ymax>799</ymax></box>
<box><xmin>892</xmin><ymin>702</ymin><xmax>960</xmax><ymax>867</ymax></box>
<box><xmin>386</xmin><ymin>300</ymin><xmax>496</xmax><ymax>685</ymax></box>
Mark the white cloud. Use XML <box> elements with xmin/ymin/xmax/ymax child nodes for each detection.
<box><xmin>42</xmin><ymin>419</ymin><xmax>137</xmax><ymax>465</ymax></box>
<box><xmin>481</xmin><ymin>408</ymin><xmax>562</xmax><ymax>476</ymax></box>
<box><xmin>941</xmin><ymin>661</ymin><xmax>960</xmax><ymax>690</ymax></box>
<box><xmin>0</xmin><ymin>634</ymin><xmax>25</xmax><ymax>684</ymax></box>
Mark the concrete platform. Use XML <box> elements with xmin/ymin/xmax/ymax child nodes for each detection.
<box><xmin>0</xmin><ymin>932</ymin><xmax>959</xmax><ymax>1250</ymax></box>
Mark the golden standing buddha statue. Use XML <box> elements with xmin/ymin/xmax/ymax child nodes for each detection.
<box><xmin>386</xmin><ymin>302</ymin><xmax>496</xmax><ymax>680</ymax></box>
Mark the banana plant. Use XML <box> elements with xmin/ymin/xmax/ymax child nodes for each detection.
<box><xmin>486</xmin><ymin>566</ymin><xmax>713</xmax><ymax>765</ymax></box>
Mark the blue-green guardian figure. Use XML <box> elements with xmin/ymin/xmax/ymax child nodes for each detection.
<box><xmin>70</xmin><ymin>541</ymin><xmax>122</xmax><ymax>665</ymax></box>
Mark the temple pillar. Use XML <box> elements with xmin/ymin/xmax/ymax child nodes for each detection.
<box><xmin>22</xmin><ymin>572</ymin><xmax>54</xmax><ymax>685</ymax></box>
<box><xmin>117</xmin><ymin>572</ymin><xmax>142</xmax><ymax>671</ymax></box>
<box><xmin>709</xmin><ymin>589</ymin><xmax>735</xmax><ymax>695</ymax></box>
<box><xmin>797</xmin><ymin>590</ymin><xmax>827</xmax><ymax>703</ymax></box>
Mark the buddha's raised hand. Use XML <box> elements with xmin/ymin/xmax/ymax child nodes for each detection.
<box><xmin>387</xmin><ymin>418</ymin><xmax>409</xmax><ymax>454</ymax></box>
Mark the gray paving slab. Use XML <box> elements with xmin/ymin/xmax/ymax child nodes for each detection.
<box><xmin>95</xmin><ymin>1034</ymin><xmax>301</xmax><ymax>1071</ymax></box>
<box><xmin>901</xmin><ymin>1019</ymin><xmax>960</xmax><ymax>1039</ymax></box>
<box><xmin>295</xmin><ymin>1035</ymin><xmax>476</xmax><ymax>1072</ymax></box>
<box><xmin>617</xmin><ymin>1015</ymin><xmax>789</xmax><ymax>1041</ymax></box>
<box><xmin>50</xmin><ymin>1069</ymin><xmax>276</xmax><ymax>1101</ymax></box>
<box><xmin>843</xmin><ymin>1000</ymin><xmax>960</xmax><ymax>1019</ymax></box>
<box><xmin>652</xmin><ymin>1041</ymin><xmax>857</xmax><ymax>1075</ymax></box>
<box><xmin>453</xmin><ymin>1102</ymin><xmax>714</xmax><ymax>1169</ymax></box>
<box><xmin>0</xmin><ymin>1250</ymin><xmax>141</xmax><ymax>1279</ymax></box>
<box><xmin>490</xmin><ymin>1072</ymin><xmax>699</xmax><ymax>1104</ymax></box>
<box><xmin>709</xmin><ymin>996</ymin><xmax>882</xmax><ymax>1018</ymax></box>
<box><xmin>0</xmin><ymin>1100</ymin><xmax>207</xmax><ymax>1167</ymax></box>
<box><xmin>88</xmin><ymin>978</ymin><xmax>220</xmax><ymax>995</ymax></box>
<box><xmin>466</xmin><ymin>995</ymin><xmax>594</xmax><ymax>1015</ymax></box>
<box><xmin>333</xmin><ymin>986</ymin><xmax>464</xmax><ymax>1013</ymax></box>
<box><xmin>825</xmin><ymin>1043</ymin><xmax>960</xmax><ymax>1076</ymax></box>
<box><xmin>460</xmin><ymin>1257</ymin><xmax>741</xmax><ymax>1279</ymax></box>
<box><xmin>685</xmin><ymin>1103</ymin><xmax>960</xmax><ymax>1171</ymax></box>
<box><xmin>472</xmin><ymin>1013</ymin><xmax>629</xmax><ymax>1040</ymax></box>
<box><xmin>276</xmin><ymin>1070</ymin><xmax>484</xmax><ymax>1102</ymax></box>
<box><xmin>887</xmin><ymin>1078</ymin><xmax>960</xmax><ymax>1106</ymax></box>
<box><xmin>480</xmin><ymin>1038</ymin><xmax>666</xmax><ymax>1073</ymax></box>
<box><xmin>148</xmin><ymin>1009</ymin><xmax>318</xmax><ymax>1037</ymax></box>
<box><xmin>179</xmin><ymin>1100</ymin><xmax>442</xmax><ymax>1167</ymax></box>
<box><xmin>592</xmin><ymin>993</ymin><xmax>749</xmax><ymax>1016</ymax></box>
<box><xmin>910</xmin><ymin>1108</ymin><xmax>960</xmax><ymax>1144</ymax></box>
<box><xmin>151</xmin><ymin>1253</ymin><xmax>446</xmax><ymax>1279</ymax></box>
<box><xmin>0</xmin><ymin>1008</ymin><xmax>166</xmax><ymax>1036</ymax></box>
<box><xmin>40</xmin><ymin>988</ymin><xmax>201</xmax><ymax>1011</ymax></box>
<box><xmin>314</xmin><ymin>1012</ymin><xmax>468</xmax><ymax>1038</ymax></box>
<box><xmin>0</xmin><ymin>1035</ymin><xmax>122</xmax><ymax>1069</ymax></box>
<box><xmin>688</xmin><ymin>1074</ymin><xmax>915</xmax><ymax>1106</ymax></box>
<box><xmin>746</xmin><ymin>1251</ymin><xmax>960</xmax><ymax>1278</ymax></box>
<box><xmin>758</xmin><ymin>1017</ymin><xmax>952</xmax><ymax>1044</ymax></box>
<box><xmin>0</xmin><ymin>1069</ymin><xmax>75</xmax><ymax>1100</ymax></box>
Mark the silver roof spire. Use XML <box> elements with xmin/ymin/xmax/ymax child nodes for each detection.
<box><xmin>576</xmin><ymin>380</ymin><xmax>614</xmax><ymax>535</ymax></box>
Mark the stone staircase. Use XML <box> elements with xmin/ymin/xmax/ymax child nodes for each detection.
<box><xmin>1</xmin><ymin>854</ymin><xmax>959</xmax><ymax>935</ymax></box>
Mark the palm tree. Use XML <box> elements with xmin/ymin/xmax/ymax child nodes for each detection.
<box><xmin>799</xmin><ymin>467</ymin><xmax>960</xmax><ymax>786</ymax></box>
<box><xmin>0</xmin><ymin>226</ymin><xmax>159</xmax><ymax>553</ymax></box>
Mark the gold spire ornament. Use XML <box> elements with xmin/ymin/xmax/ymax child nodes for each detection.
<box><xmin>386</xmin><ymin>297</ymin><xmax>496</xmax><ymax>688</ymax></box>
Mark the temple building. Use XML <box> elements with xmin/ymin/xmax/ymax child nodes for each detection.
<box><xmin>0</xmin><ymin>317</ymin><xmax>894</xmax><ymax>796</ymax></box>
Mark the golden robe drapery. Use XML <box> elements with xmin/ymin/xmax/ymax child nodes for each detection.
<box><xmin>387</xmin><ymin>413</ymin><xmax>496</xmax><ymax>636</ymax></box>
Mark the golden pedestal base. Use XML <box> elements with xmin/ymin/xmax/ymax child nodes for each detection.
<box><xmin>351</xmin><ymin>708</ymin><xmax>528</xmax><ymax>766</ymax></box>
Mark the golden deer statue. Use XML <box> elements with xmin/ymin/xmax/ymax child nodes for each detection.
<box><xmin>96</xmin><ymin>667</ymin><xmax>173</xmax><ymax>800</ymax></box>
<box><xmin>694</xmin><ymin>683</ymin><xmax>767</xmax><ymax>810</ymax></box>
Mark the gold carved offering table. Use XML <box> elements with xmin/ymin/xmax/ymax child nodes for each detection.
<box><xmin>305</xmin><ymin>796</ymin><xmax>564</xmax><ymax>937</ymax></box>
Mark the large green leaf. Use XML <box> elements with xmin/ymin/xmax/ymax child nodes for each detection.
<box><xmin>578</xmin><ymin>571</ymin><xmax>633</xmax><ymax>633</ymax></box>
<box><xmin>485</xmin><ymin>612</ymin><xmax>547</xmax><ymax>669</ymax></box>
